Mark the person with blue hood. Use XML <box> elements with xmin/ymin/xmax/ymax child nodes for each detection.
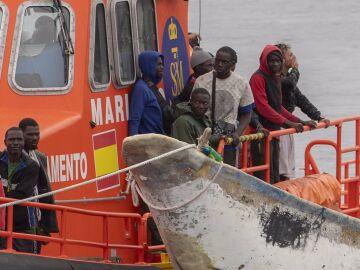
<box><xmin>129</xmin><ymin>51</ymin><xmax>170</xmax><ymax>135</ymax></box>
<box><xmin>128</xmin><ymin>51</ymin><xmax>167</xmax><ymax>245</ymax></box>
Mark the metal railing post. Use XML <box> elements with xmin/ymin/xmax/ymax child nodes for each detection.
<box><xmin>103</xmin><ymin>216</ymin><xmax>109</xmax><ymax>261</ymax></box>
<box><xmin>59</xmin><ymin>210</ymin><xmax>67</xmax><ymax>257</ymax></box>
<box><xmin>336</xmin><ymin>124</ymin><xmax>342</xmax><ymax>181</ymax></box>
<box><xmin>344</xmin><ymin>162</ymin><xmax>350</xmax><ymax>208</ymax></box>
<box><xmin>241</xmin><ymin>141</ymin><xmax>248</xmax><ymax>169</ymax></box>
<box><xmin>5</xmin><ymin>206</ymin><xmax>14</xmax><ymax>251</ymax></box>
<box><xmin>354</xmin><ymin>120</ymin><xmax>360</xmax><ymax>216</ymax></box>
<box><xmin>264</xmin><ymin>137</ymin><xmax>271</xmax><ymax>183</ymax></box>
<box><xmin>137</xmin><ymin>214</ymin><xmax>148</xmax><ymax>264</ymax></box>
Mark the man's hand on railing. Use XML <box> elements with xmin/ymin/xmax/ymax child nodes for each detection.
<box><xmin>256</xmin><ymin>125</ymin><xmax>270</xmax><ymax>138</ymax></box>
<box><xmin>301</xmin><ymin>120</ymin><xmax>317</xmax><ymax>129</ymax></box>
<box><xmin>230</xmin><ymin>132</ymin><xmax>241</xmax><ymax>146</ymax></box>
<box><xmin>319</xmin><ymin>118</ymin><xmax>331</xmax><ymax>128</ymax></box>
<box><xmin>284</xmin><ymin>120</ymin><xmax>304</xmax><ymax>132</ymax></box>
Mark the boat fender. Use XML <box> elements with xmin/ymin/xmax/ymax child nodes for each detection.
<box><xmin>274</xmin><ymin>173</ymin><xmax>341</xmax><ymax>211</ymax></box>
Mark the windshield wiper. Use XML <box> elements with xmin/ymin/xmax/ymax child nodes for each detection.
<box><xmin>53</xmin><ymin>0</ymin><xmax>74</xmax><ymax>55</ymax></box>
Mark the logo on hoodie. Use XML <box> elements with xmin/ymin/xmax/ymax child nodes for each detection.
<box><xmin>162</xmin><ymin>17</ymin><xmax>190</xmax><ymax>101</ymax></box>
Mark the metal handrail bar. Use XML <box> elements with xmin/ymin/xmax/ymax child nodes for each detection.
<box><xmin>0</xmin><ymin>197</ymin><xmax>147</xmax><ymax>263</ymax></box>
<box><xmin>342</xmin><ymin>160</ymin><xmax>356</xmax><ymax>166</ymax></box>
<box><xmin>234</xmin><ymin>116</ymin><xmax>360</xmax><ymax>216</ymax></box>
<box><xmin>55</xmin><ymin>196</ymin><xmax>127</xmax><ymax>204</ymax></box>
<box><xmin>341</xmin><ymin>177</ymin><xmax>360</xmax><ymax>184</ymax></box>
<box><xmin>237</xmin><ymin>117</ymin><xmax>360</xmax><ymax>181</ymax></box>
<box><xmin>0</xmin><ymin>197</ymin><xmax>141</xmax><ymax>218</ymax></box>
<box><xmin>342</xmin><ymin>146</ymin><xmax>360</xmax><ymax>153</ymax></box>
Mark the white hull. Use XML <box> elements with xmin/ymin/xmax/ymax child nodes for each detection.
<box><xmin>123</xmin><ymin>134</ymin><xmax>360</xmax><ymax>270</ymax></box>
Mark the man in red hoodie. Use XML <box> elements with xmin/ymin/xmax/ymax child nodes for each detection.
<box><xmin>249</xmin><ymin>45</ymin><xmax>314</xmax><ymax>183</ymax></box>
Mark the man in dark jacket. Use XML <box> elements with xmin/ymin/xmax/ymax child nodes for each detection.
<box><xmin>249</xmin><ymin>45</ymin><xmax>315</xmax><ymax>183</ymax></box>
<box><xmin>0</xmin><ymin>127</ymin><xmax>39</xmax><ymax>253</ymax></box>
<box><xmin>172</xmin><ymin>88</ymin><xmax>219</xmax><ymax>147</ymax></box>
<box><xmin>276</xmin><ymin>43</ymin><xmax>329</xmax><ymax>180</ymax></box>
<box><xmin>19</xmin><ymin>118</ymin><xmax>59</xmax><ymax>239</ymax></box>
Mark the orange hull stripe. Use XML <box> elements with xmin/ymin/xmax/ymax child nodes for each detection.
<box><xmin>93</xmin><ymin>131</ymin><xmax>116</xmax><ymax>149</ymax></box>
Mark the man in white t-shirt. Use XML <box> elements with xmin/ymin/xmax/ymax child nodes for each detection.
<box><xmin>194</xmin><ymin>46</ymin><xmax>255</xmax><ymax>165</ymax></box>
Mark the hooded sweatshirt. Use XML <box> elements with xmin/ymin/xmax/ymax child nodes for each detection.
<box><xmin>249</xmin><ymin>45</ymin><xmax>300</xmax><ymax>130</ymax></box>
<box><xmin>128</xmin><ymin>51</ymin><xmax>165</xmax><ymax>135</ymax></box>
<box><xmin>172</xmin><ymin>102</ymin><xmax>218</xmax><ymax>147</ymax></box>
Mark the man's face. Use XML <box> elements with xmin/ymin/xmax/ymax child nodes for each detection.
<box><xmin>190</xmin><ymin>93</ymin><xmax>210</xmax><ymax>116</ymax></box>
<box><xmin>215</xmin><ymin>51</ymin><xmax>232</xmax><ymax>78</ymax></box>
<box><xmin>5</xmin><ymin>130</ymin><xmax>24</xmax><ymax>157</ymax></box>
<box><xmin>282</xmin><ymin>48</ymin><xmax>295</xmax><ymax>69</ymax></box>
<box><xmin>23</xmin><ymin>125</ymin><xmax>40</xmax><ymax>151</ymax></box>
<box><xmin>267</xmin><ymin>53</ymin><xmax>283</xmax><ymax>75</ymax></box>
<box><xmin>155</xmin><ymin>57</ymin><xmax>164</xmax><ymax>79</ymax></box>
<box><xmin>195</xmin><ymin>59</ymin><xmax>214</xmax><ymax>77</ymax></box>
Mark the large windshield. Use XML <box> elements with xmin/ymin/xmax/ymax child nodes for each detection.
<box><xmin>14</xmin><ymin>6</ymin><xmax>71</xmax><ymax>89</ymax></box>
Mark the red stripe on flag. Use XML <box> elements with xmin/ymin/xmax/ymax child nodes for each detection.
<box><xmin>93</xmin><ymin>130</ymin><xmax>116</xmax><ymax>150</ymax></box>
<box><xmin>97</xmin><ymin>174</ymin><xmax>120</xmax><ymax>191</ymax></box>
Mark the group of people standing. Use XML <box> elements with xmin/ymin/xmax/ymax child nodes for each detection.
<box><xmin>0</xmin><ymin>119</ymin><xmax>58</xmax><ymax>253</ymax></box>
<box><xmin>129</xmin><ymin>41</ymin><xmax>329</xmax><ymax>185</ymax></box>
<box><xmin>0</xmin><ymin>43</ymin><xmax>329</xmax><ymax>251</ymax></box>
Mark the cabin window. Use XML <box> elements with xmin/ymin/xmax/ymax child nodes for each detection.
<box><xmin>9</xmin><ymin>3</ymin><xmax>75</xmax><ymax>93</ymax></box>
<box><xmin>111</xmin><ymin>0</ymin><xmax>136</xmax><ymax>86</ymax></box>
<box><xmin>89</xmin><ymin>1</ymin><xmax>110</xmax><ymax>91</ymax></box>
<box><xmin>135</xmin><ymin>0</ymin><xmax>157</xmax><ymax>52</ymax></box>
<box><xmin>0</xmin><ymin>3</ymin><xmax>9</xmax><ymax>80</ymax></box>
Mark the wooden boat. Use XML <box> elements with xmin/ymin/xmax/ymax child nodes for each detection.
<box><xmin>0</xmin><ymin>0</ymin><xmax>189</xmax><ymax>268</ymax></box>
<box><xmin>123</xmin><ymin>133</ymin><xmax>360</xmax><ymax>270</ymax></box>
<box><xmin>1</xmin><ymin>0</ymin><xmax>360</xmax><ymax>269</ymax></box>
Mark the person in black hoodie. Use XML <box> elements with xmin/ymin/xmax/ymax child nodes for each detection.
<box><xmin>19</xmin><ymin>118</ymin><xmax>59</xmax><ymax>246</ymax></box>
<box><xmin>0</xmin><ymin>127</ymin><xmax>39</xmax><ymax>253</ymax></box>
<box><xmin>276</xmin><ymin>43</ymin><xmax>329</xmax><ymax>180</ymax></box>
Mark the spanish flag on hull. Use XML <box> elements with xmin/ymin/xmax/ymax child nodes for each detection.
<box><xmin>92</xmin><ymin>130</ymin><xmax>120</xmax><ymax>192</ymax></box>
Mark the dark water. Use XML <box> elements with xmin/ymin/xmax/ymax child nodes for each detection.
<box><xmin>189</xmin><ymin>0</ymin><xmax>360</xmax><ymax>176</ymax></box>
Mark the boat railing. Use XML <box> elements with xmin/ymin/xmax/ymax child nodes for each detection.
<box><xmin>0</xmin><ymin>197</ymin><xmax>151</xmax><ymax>264</ymax></box>
<box><xmin>220</xmin><ymin>115</ymin><xmax>360</xmax><ymax>217</ymax></box>
<box><xmin>140</xmin><ymin>212</ymin><xmax>167</xmax><ymax>252</ymax></box>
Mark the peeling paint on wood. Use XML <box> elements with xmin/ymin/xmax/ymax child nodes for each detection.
<box><xmin>123</xmin><ymin>134</ymin><xmax>360</xmax><ymax>269</ymax></box>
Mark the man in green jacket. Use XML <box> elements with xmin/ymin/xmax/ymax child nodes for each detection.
<box><xmin>172</xmin><ymin>88</ymin><xmax>218</xmax><ymax>146</ymax></box>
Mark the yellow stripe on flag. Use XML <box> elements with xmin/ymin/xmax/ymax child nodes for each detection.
<box><xmin>94</xmin><ymin>144</ymin><xmax>119</xmax><ymax>176</ymax></box>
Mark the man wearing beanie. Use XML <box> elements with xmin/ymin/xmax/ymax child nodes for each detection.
<box><xmin>249</xmin><ymin>45</ymin><xmax>313</xmax><ymax>183</ymax></box>
<box><xmin>173</xmin><ymin>46</ymin><xmax>213</xmax><ymax>105</ymax></box>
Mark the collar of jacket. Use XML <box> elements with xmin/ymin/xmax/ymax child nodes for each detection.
<box><xmin>0</xmin><ymin>151</ymin><xmax>27</xmax><ymax>174</ymax></box>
